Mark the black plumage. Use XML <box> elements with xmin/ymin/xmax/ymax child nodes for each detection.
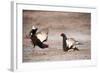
<box><xmin>29</xmin><ymin>26</ymin><xmax>48</xmax><ymax>49</ymax></box>
<box><xmin>61</xmin><ymin>33</ymin><xmax>79</xmax><ymax>51</ymax></box>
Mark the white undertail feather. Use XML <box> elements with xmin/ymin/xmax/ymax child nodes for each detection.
<box><xmin>66</xmin><ymin>38</ymin><xmax>78</xmax><ymax>48</ymax></box>
<box><xmin>36</xmin><ymin>32</ymin><xmax>48</xmax><ymax>42</ymax></box>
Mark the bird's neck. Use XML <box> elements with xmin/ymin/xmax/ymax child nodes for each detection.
<box><xmin>62</xmin><ymin>36</ymin><xmax>67</xmax><ymax>49</ymax></box>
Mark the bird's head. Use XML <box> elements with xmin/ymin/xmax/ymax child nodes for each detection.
<box><xmin>30</xmin><ymin>25</ymin><xmax>38</xmax><ymax>36</ymax></box>
<box><xmin>60</xmin><ymin>33</ymin><xmax>65</xmax><ymax>36</ymax></box>
<box><xmin>60</xmin><ymin>33</ymin><xmax>67</xmax><ymax>40</ymax></box>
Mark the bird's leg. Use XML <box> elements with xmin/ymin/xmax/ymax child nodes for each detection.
<box><xmin>63</xmin><ymin>47</ymin><xmax>69</xmax><ymax>52</ymax></box>
<box><xmin>33</xmin><ymin>44</ymin><xmax>35</xmax><ymax>48</ymax></box>
<box><xmin>31</xmin><ymin>40</ymin><xmax>35</xmax><ymax>48</ymax></box>
<box><xmin>73</xmin><ymin>47</ymin><xmax>79</xmax><ymax>51</ymax></box>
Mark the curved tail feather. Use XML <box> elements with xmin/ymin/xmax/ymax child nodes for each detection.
<box><xmin>38</xmin><ymin>43</ymin><xmax>49</xmax><ymax>49</ymax></box>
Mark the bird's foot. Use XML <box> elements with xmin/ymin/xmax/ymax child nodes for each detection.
<box><xmin>63</xmin><ymin>47</ymin><xmax>69</xmax><ymax>52</ymax></box>
<box><xmin>73</xmin><ymin>47</ymin><xmax>79</xmax><ymax>51</ymax></box>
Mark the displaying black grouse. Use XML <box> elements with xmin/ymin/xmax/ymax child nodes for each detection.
<box><xmin>61</xmin><ymin>33</ymin><xmax>79</xmax><ymax>51</ymax></box>
<box><xmin>29</xmin><ymin>25</ymin><xmax>49</xmax><ymax>49</ymax></box>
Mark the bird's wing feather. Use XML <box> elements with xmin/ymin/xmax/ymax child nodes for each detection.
<box><xmin>66</xmin><ymin>38</ymin><xmax>75</xmax><ymax>48</ymax></box>
<box><xmin>36</xmin><ymin>32</ymin><xmax>48</xmax><ymax>42</ymax></box>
